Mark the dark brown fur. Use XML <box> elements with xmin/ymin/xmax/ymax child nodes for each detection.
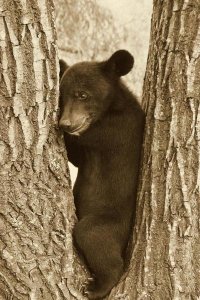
<box><xmin>59</xmin><ymin>50</ymin><xmax>145</xmax><ymax>299</ymax></box>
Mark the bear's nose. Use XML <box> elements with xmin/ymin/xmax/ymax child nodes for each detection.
<box><xmin>59</xmin><ymin>119</ymin><xmax>72</xmax><ymax>131</ymax></box>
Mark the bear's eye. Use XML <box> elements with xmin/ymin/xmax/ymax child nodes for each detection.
<box><xmin>74</xmin><ymin>91</ymin><xmax>88</xmax><ymax>100</ymax></box>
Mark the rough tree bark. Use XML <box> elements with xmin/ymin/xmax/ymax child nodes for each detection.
<box><xmin>0</xmin><ymin>1</ymin><xmax>87</xmax><ymax>299</ymax></box>
<box><xmin>110</xmin><ymin>1</ymin><xmax>200</xmax><ymax>299</ymax></box>
<box><xmin>1</xmin><ymin>0</ymin><xmax>200</xmax><ymax>300</ymax></box>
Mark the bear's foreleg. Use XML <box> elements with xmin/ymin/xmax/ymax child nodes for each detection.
<box><xmin>73</xmin><ymin>216</ymin><xmax>124</xmax><ymax>299</ymax></box>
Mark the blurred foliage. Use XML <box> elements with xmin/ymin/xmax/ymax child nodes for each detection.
<box><xmin>55</xmin><ymin>0</ymin><xmax>126</xmax><ymax>63</ymax></box>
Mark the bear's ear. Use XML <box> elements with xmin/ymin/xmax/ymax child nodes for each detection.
<box><xmin>59</xmin><ymin>59</ymin><xmax>69</xmax><ymax>80</ymax></box>
<box><xmin>104</xmin><ymin>50</ymin><xmax>134</xmax><ymax>77</ymax></box>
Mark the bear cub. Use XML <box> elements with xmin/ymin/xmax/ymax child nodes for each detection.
<box><xmin>59</xmin><ymin>50</ymin><xmax>145</xmax><ymax>299</ymax></box>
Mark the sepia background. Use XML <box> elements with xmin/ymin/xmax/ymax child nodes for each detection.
<box><xmin>1</xmin><ymin>0</ymin><xmax>199</xmax><ymax>298</ymax></box>
<box><xmin>56</xmin><ymin>0</ymin><xmax>153</xmax><ymax>184</ymax></box>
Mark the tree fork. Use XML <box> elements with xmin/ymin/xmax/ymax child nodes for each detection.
<box><xmin>1</xmin><ymin>0</ymin><xmax>200</xmax><ymax>299</ymax></box>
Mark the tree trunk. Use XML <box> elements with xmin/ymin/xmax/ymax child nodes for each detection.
<box><xmin>110</xmin><ymin>0</ymin><xmax>200</xmax><ymax>299</ymax></box>
<box><xmin>1</xmin><ymin>0</ymin><xmax>200</xmax><ymax>299</ymax></box>
<box><xmin>0</xmin><ymin>1</ymin><xmax>87</xmax><ymax>299</ymax></box>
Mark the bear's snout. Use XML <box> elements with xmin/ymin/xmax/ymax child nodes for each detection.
<box><xmin>59</xmin><ymin>116</ymin><xmax>90</xmax><ymax>136</ymax></box>
<box><xmin>59</xmin><ymin>119</ymin><xmax>72</xmax><ymax>131</ymax></box>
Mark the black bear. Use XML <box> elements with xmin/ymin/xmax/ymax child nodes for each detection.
<box><xmin>59</xmin><ymin>50</ymin><xmax>145</xmax><ymax>299</ymax></box>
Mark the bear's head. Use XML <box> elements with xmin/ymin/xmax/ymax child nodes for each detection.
<box><xmin>59</xmin><ymin>50</ymin><xmax>134</xmax><ymax>136</ymax></box>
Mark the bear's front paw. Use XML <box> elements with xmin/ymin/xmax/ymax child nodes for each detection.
<box><xmin>81</xmin><ymin>277</ymin><xmax>97</xmax><ymax>298</ymax></box>
<box><xmin>83</xmin><ymin>280</ymin><xmax>111</xmax><ymax>300</ymax></box>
